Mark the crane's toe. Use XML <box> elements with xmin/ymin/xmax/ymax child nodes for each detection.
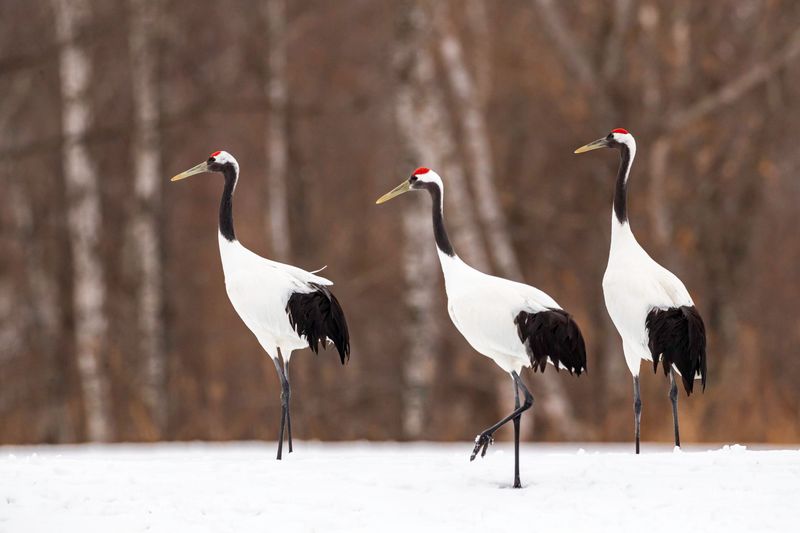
<box><xmin>470</xmin><ymin>432</ymin><xmax>494</xmax><ymax>461</ymax></box>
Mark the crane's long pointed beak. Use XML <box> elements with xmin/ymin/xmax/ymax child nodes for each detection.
<box><xmin>376</xmin><ymin>180</ymin><xmax>411</xmax><ymax>204</ymax></box>
<box><xmin>574</xmin><ymin>138</ymin><xmax>609</xmax><ymax>154</ymax></box>
<box><xmin>171</xmin><ymin>161</ymin><xmax>209</xmax><ymax>181</ymax></box>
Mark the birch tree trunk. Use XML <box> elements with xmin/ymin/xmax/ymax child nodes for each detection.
<box><xmin>264</xmin><ymin>0</ymin><xmax>291</xmax><ymax>261</ymax></box>
<box><xmin>400</xmin><ymin>18</ymin><xmax>488</xmax><ymax>272</ymax></box>
<box><xmin>393</xmin><ymin>1</ymin><xmax>493</xmax><ymax>438</ymax></box>
<box><xmin>52</xmin><ymin>0</ymin><xmax>113</xmax><ymax>442</ymax></box>
<box><xmin>128</xmin><ymin>0</ymin><xmax>167</xmax><ymax>435</ymax></box>
<box><xmin>438</xmin><ymin>28</ymin><xmax>521</xmax><ymax>282</ymax></box>
<box><xmin>394</xmin><ymin>2</ymin><xmax>440</xmax><ymax>439</ymax></box>
<box><xmin>437</xmin><ymin>2</ymin><xmax>584</xmax><ymax>439</ymax></box>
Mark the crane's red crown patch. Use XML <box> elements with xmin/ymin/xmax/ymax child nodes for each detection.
<box><xmin>413</xmin><ymin>167</ymin><xmax>430</xmax><ymax>175</ymax></box>
<box><xmin>611</xmin><ymin>128</ymin><xmax>629</xmax><ymax>135</ymax></box>
<box><xmin>210</xmin><ymin>150</ymin><xmax>222</xmax><ymax>158</ymax></box>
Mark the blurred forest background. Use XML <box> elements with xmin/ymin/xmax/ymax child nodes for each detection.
<box><xmin>1</xmin><ymin>0</ymin><xmax>799</xmax><ymax>445</ymax></box>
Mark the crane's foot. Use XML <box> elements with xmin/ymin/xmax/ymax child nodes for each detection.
<box><xmin>513</xmin><ymin>477</ymin><xmax>522</xmax><ymax>489</ymax></box>
<box><xmin>470</xmin><ymin>432</ymin><xmax>494</xmax><ymax>461</ymax></box>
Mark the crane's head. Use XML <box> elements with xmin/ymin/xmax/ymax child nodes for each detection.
<box><xmin>375</xmin><ymin>167</ymin><xmax>443</xmax><ymax>204</ymax></box>
<box><xmin>574</xmin><ymin>128</ymin><xmax>636</xmax><ymax>155</ymax></box>
<box><xmin>171</xmin><ymin>150</ymin><xmax>239</xmax><ymax>182</ymax></box>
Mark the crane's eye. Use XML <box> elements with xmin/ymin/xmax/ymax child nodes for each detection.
<box><xmin>409</xmin><ymin>175</ymin><xmax>418</xmax><ymax>183</ymax></box>
<box><xmin>208</xmin><ymin>157</ymin><xmax>215</xmax><ymax>163</ymax></box>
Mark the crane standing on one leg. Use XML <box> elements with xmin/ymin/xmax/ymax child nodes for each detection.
<box><xmin>377</xmin><ymin>167</ymin><xmax>587</xmax><ymax>487</ymax></box>
<box><xmin>575</xmin><ymin>129</ymin><xmax>707</xmax><ymax>453</ymax></box>
<box><xmin>172</xmin><ymin>151</ymin><xmax>350</xmax><ymax>459</ymax></box>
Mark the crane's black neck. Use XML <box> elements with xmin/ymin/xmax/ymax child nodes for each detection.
<box><xmin>423</xmin><ymin>182</ymin><xmax>455</xmax><ymax>257</ymax></box>
<box><xmin>219</xmin><ymin>165</ymin><xmax>238</xmax><ymax>241</ymax></box>
<box><xmin>614</xmin><ymin>144</ymin><xmax>632</xmax><ymax>224</ymax></box>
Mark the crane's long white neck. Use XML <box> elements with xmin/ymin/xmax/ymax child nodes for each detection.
<box><xmin>219</xmin><ymin>165</ymin><xmax>238</xmax><ymax>242</ymax></box>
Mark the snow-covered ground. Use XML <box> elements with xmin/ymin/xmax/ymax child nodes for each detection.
<box><xmin>1</xmin><ymin>441</ymin><xmax>799</xmax><ymax>532</ymax></box>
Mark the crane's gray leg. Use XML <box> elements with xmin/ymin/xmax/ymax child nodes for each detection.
<box><xmin>633</xmin><ymin>375</ymin><xmax>642</xmax><ymax>454</ymax></box>
<box><xmin>512</xmin><ymin>378</ymin><xmax>522</xmax><ymax>488</ymax></box>
<box><xmin>669</xmin><ymin>369</ymin><xmax>680</xmax><ymax>448</ymax></box>
<box><xmin>471</xmin><ymin>372</ymin><xmax>533</xmax><ymax>473</ymax></box>
<box><xmin>272</xmin><ymin>356</ymin><xmax>289</xmax><ymax>460</ymax></box>
<box><xmin>284</xmin><ymin>358</ymin><xmax>293</xmax><ymax>453</ymax></box>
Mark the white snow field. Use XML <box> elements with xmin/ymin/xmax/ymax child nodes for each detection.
<box><xmin>1</xmin><ymin>442</ymin><xmax>799</xmax><ymax>533</ymax></box>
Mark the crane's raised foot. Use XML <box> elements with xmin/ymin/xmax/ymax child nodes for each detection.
<box><xmin>470</xmin><ymin>432</ymin><xmax>494</xmax><ymax>461</ymax></box>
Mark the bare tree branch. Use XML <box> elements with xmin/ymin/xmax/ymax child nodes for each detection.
<box><xmin>666</xmin><ymin>28</ymin><xmax>800</xmax><ymax>131</ymax></box>
<box><xmin>531</xmin><ymin>0</ymin><xmax>613</xmax><ymax>120</ymax></box>
<box><xmin>532</xmin><ymin>0</ymin><xmax>597</xmax><ymax>87</ymax></box>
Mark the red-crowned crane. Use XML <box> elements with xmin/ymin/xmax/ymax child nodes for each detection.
<box><xmin>575</xmin><ymin>129</ymin><xmax>707</xmax><ymax>453</ymax></box>
<box><xmin>172</xmin><ymin>150</ymin><xmax>350</xmax><ymax>460</ymax></box>
<box><xmin>376</xmin><ymin>167</ymin><xmax>587</xmax><ymax>488</ymax></box>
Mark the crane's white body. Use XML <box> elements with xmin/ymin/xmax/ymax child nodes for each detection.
<box><xmin>437</xmin><ymin>242</ymin><xmax>563</xmax><ymax>375</ymax></box>
<box><xmin>172</xmin><ymin>149</ymin><xmax>349</xmax><ymax>459</ymax></box>
<box><xmin>386</xmin><ymin>169</ymin><xmax>569</xmax><ymax>375</ymax></box>
<box><xmin>603</xmin><ymin>218</ymin><xmax>694</xmax><ymax>375</ymax></box>
<box><xmin>599</xmin><ymin>132</ymin><xmax>695</xmax><ymax>377</ymax></box>
<box><xmin>218</xmin><ymin>232</ymin><xmax>332</xmax><ymax>361</ymax></box>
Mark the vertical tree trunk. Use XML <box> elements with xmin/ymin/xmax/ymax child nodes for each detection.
<box><xmin>128</xmin><ymin>0</ymin><xmax>167</xmax><ymax>436</ymax></box>
<box><xmin>394</xmin><ymin>1</ymin><xmax>438</xmax><ymax>439</ymax></box>
<box><xmin>465</xmin><ymin>0</ymin><xmax>491</xmax><ymax>104</ymax></box>
<box><xmin>395</xmin><ymin>1</ymin><xmax>493</xmax><ymax>439</ymax></box>
<box><xmin>264</xmin><ymin>0</ymin><xmax>291</xmax><ymax>261</ymax></box>
<box><xmin>648</xmin><ymin>136</ymin><xmax>672</xmax><ymax>245</ymax></box>
<box><xmin>399</xmin><ymin>25</ymin><xmax>488</xmax><ymax>271</ymax></box>
<box><xmin>52</xmin><ymin>0</ymin><xmax>113</xmax><ymax>442</ymax></box>
<box><xmin>601</xmin><ymin>0</ymin><xmax>634</xmax><ymax>81</ymax></box>
<box><xmin>8</xmin><ymin>178</ymin><xmax>74</xmax><ymax>442</ymax></box>
<box><xmin>394</xmin><ymin>1</ymin><xmax>454</xmax><ymax>439</ymax></box>
<box><xmin>437</xmin><ymin>2</ymin><xmax>584</xmax><ymax>439</ymax></box>
<box><xmin>1</xmin><ymin>74</ymin><xmax>73</xmax><ymax>440</ymax></box>
<box><xmin>438</xmin><ymin>27</ymin><xmax>522</xmax><ymax>281</ymax></box>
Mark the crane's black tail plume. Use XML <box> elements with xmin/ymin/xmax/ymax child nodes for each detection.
<box><xmin>286</xmin><ymin>283</ymin><xmax>350</xmax><ymax>364</ymax></box>
<box><xmin>515</xmin><ymin>309</ymin><xmax>587</xmax><ymax>375</ymax></box>
<box><xmin>646</xmin><ymin>305</ymin><xmax>706</xmax><ymax>395</ymax></box>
